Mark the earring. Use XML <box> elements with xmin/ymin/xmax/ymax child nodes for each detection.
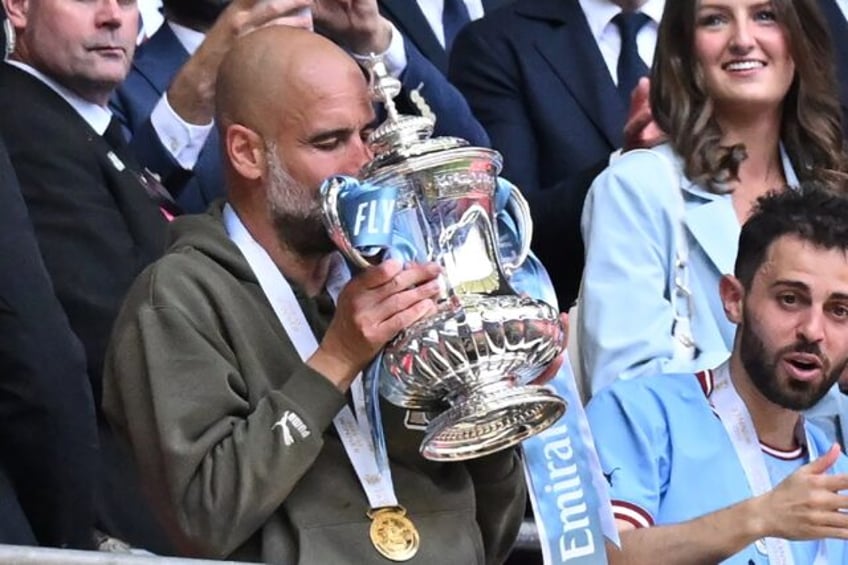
<box><xmin>3</xmin><ymin>19</ymin><xmax>14</xmax><ymax>58</ymax></box>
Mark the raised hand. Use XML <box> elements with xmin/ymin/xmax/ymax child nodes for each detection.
<box><xmin>309</xmin><ymin>260</ymin><xmax>442</xmax><ymax>390</ymax></box>
<box><xmin>757</xmin><ymin>443</ymin><xmax>848</xmax><ymax>541</ymax></box>
<box><xmin>224</xmin><ymin>0</ymin><xmax>314</xmax><ymax>35</ymax></box>
<box><xmin>312</xmin><ymin>0</ymin><xmax>393</xmax><ymax>54</ymax></box>
<box><xmin>168</xmin><ymin>0</ymin><xmax>313</xmax><ymax>125</ymax></box>
<box><xmin>622</xmin><ymin>77</ymin><xmax>666</xmax><ymax>152</ymax></box>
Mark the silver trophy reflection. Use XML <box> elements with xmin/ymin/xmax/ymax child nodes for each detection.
<box><xmin>321</xmin><ymin>56</ymin><xmax>566</xmax><ymax>461</ymax></box>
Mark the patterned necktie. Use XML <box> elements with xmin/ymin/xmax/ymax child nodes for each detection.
<box><xmin>442</xmin><ymin>0</ymin><xmax>471</xmax><ymax>54</ymax></box>
<box><xmin>612</xmin><ymin>11</ymin><xmax>650</xmax><ymax>103</ymax></box>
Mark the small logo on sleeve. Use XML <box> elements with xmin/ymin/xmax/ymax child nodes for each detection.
<box><xmin>272</xmin><ymin>411</ymin><xmax>311</xmax><ymax>446</ymax></box>
<box><xmin>603</xmin><ymin>467</ymin><xmax>620</xmax><ymax>487</ymax></box>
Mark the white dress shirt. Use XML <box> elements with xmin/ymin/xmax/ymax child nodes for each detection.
<box><xmin>577</xmin><ymin>0</ymin><xmax>665</xmax><ymax>86</ymax></box>
<box><xmin>836</xmin><ymin>0</ymin><xmax>848</xmax><ymax>22</ymax></box>
<box><xmin>169</xmin><ymin>21</ymin><xmax>205</xmax><ymax>54</ymax></box>
<box><xmin>350</xmin><ymin>25</ymin><xmax>409</xmax><ymax>79</ymax></box>
<box><xmin>137</xmin><ymin>0</ymin><xmax>164</xmax><ymax>41</ymax></box>
<box><xmin>416</xmin><ymin>0</ymin><xmax>485</xmax><ymax>48</ymax></box>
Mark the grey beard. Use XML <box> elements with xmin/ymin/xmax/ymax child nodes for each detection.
<box><xmin>270</xmin><ymin>208</ymin><xmax>335</xmax><ymax>258</ymax></box>
<box><xmin>265</xmin><ymin>147</ymin><xmax>335</xmax><ymax>258</ymax></box>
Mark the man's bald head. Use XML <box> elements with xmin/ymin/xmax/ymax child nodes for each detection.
<box><xmin>216</xmin><ymin>26</ymin><xmax>366</xmax><ymax>140</ymax></box>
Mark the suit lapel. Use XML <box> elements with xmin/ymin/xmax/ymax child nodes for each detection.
<box><xmin>131</xmin><ymin>24</ymin><xmax>190</xmax><ymax>94</ymax></box>
<box><xmin>93</xmin><ymin>132</ymin><xmax>168</xmax><ymax>251</ymax></box>
<box><xmin>379</xmin><ymin>0</ymin><xmax>448</xmax><ymax>72</ymax></box>
<box><xmin>684</xmin><ymin>193</ymin><xmax>739</xmax><ymax>277</ymax></box>
<box><xmin>518</xmin><ymin>0</ymin><xmax>627</xmax><ymax>148</ymax></box>
<box><xmin>682</xmin><ymin>145</ymin><xmax>800</xmax><ymax>276</ymax></box>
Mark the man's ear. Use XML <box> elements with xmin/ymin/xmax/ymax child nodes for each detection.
<box><xmin>3</xmin><ymin>0</ymin><xmax>28</xmax><ymax>30</ymax></box>
<box><xmin>720</xmin><ymin>274</ymin><xmax>745</xmax><ymax>324</ymax></box>
<box><xmin>225</xmin><ymin>124</ymin><xmax>266</xmax><ymax>181</ymax></box>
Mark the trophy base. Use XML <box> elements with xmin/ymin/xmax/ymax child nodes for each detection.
<box><xmin>419</xmin><ymin>385</ymin><xmax>566</xmax><ymax>461</ymax></box>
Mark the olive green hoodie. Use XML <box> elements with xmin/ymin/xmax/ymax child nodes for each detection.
<box><xmin>104</xmin><ymin>203</ymin><xmax>526</xmax><ymax>564</ymax></box>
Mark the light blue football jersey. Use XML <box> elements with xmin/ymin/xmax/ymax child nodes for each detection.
<box><xmin>587</xmin><ymin>371</ymin><xmax>848</xmax><ymax>565</ymax></box>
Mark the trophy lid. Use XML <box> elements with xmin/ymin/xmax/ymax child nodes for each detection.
<box><xmin>359</xmin><ymin>55</ymin><xmax>501</xmax><ymax>181</ymax></box>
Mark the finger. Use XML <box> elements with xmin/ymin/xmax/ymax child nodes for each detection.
<box><xmin>629</xmin><ymin>128</ymin><xmax>666</xmax><ymax>152</ymax></box>
<box><xmin>257</xmin><ymin>13</ymin><xmax>314</xmax><ymax>31</ymax></box>
<box><xmin>387</xmin><ymin>262</ymin><xmax>442</xmax><ymax>292</ymax></box>
<box><xmin>623</xmin><ymin>109</ymin><xmax>653</xmax><ymax>140</ymax></box>
<box><xmin>249</xmin><ymin>0</ymin><xmax>313</xmax><ymax>27</ymax></box>
<box><xmin>817</xmin><ymin>473</ymin><xmax>848</xmax><ymax>493</ymax></box>
<box><xmin>809</xmin><ymin>508</ymin><xmax>848</xmax><ymax>532</ymax></box>
<box><xmin>559</xmin><ymin>312</ymin><xmax>569</xmax><ymax>349</ymax></box>
<box><xmin>628</xmin><ymin>77</ymin><xmax>650</xmax><ymax>108</ymax></box>
<box><xmin>806</xmin><ymin>443</ymin><xmax>841</xmax><ymax>475</ymax></box>
<box><xmin>371</xmin><ymin>278</ymin><xmax>442</xmax><ymax>324</ymax></box>
<box><xmin>813</xmin><ymin>526</ymin><xmax>848</xmax><ymax>541</ymax></box>
<box><xmin>377</xmin><ymin>297</ymin><xmax>438</xmax><ymax>339</ymax></box>
<box><xmin>820</xmin><ymin>492</ymin><xmax>848</xmax><ymax>513</ymax></box>
<box><xmin>368</xmin><ymin>262</ymin><xmax>441</xmax><ymax>300</ymax></box>
<box><xmin>358</xmin><ymin>259</ymin><xmax>405</xmax><ymax>289</ymax></box>
<box><xmin>641</xmin><ymin>123</ymin><xmax>666</xmax><ymax>145</ymax></box>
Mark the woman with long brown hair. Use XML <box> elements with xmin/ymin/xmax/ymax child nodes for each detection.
<box><xmin>578</xmin><ymin>0</ymin><xmax>848</xmax><ymax>396</ymax></box>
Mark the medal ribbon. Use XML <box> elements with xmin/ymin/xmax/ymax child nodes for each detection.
<box><xmin>223</xmin><ymin>204</ymin><xmax>400</xmax><ymax>510</ymax></box>
<box><xmin>711</xmin><ymin>363</ymin><xmax>826</xmax><ymax>565</ymax></box>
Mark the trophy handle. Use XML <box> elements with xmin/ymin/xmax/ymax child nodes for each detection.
<box><xmin>320</xmin><ymin>176</ymin><xmax>373</xmax><ymax>270</ymax></box>
<box><xmin>501</xmin><ymin>185</ymin><xmax>533</xmax><ymax>275</ymax></box>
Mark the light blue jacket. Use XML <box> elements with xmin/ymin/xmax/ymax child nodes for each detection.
<box><xmin>578</xmin><ymin>143</ymin><xmax>799</xmax><ymax>396</ymax></box>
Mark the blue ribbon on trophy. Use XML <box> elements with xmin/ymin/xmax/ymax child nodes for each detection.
<box><xmin>324</xmin><ymin>175</ymin><xmax>618</xmax><ymax>565</ymax></box>
<box><xmin>321</xmin><ymin>176</ymin><xmax>415</xmax><ymax>475</ymax></box>
<box><xmin>334</xmin><ymin>177</ymin><xmax>399</xmax><ymax>257</ymax></box>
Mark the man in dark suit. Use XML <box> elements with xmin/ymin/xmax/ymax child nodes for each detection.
<box><xmin>818</xmin><ymin>0</ymin><xmax>848</xmax><ymax>137</ymax></box>
<box><xmin>112</xmin><ymin>0</ymin><xmax>491</xmax><ymax>214</ymax></box>
<box><xmin>0</xmin><ymin>134</ymin><xmax>98</xmax><ymax>550</ymax></box>
<box><xmin>449</xmin><ymin>0</ymin><xmax>665</xmax><ymax>308</ymax></box>
<box><xmin>1</xmin><ymin>0</ymin><xmax>172</xmax><ymax>552</ymax></box>
<box><xmin>378</xmin><ymin>0</ymin><xmax>511</xmax><ymax>74</ymax></box>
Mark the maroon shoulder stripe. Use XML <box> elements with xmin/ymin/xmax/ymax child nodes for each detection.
<box><xmin>612</xmin><ymin>500</ymin><xmax>654</xmax><ymax>529</ymax></box>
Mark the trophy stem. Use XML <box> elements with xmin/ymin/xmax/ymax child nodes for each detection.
<box><xmin>419</xmin><ymin>383</ymin><xmax>566</xmax><ymax>461</ymax></box>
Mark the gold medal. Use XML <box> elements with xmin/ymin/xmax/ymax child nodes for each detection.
<box><xmin>367</xmin><ymin>506</ymin><xmax>420</xmax><ymax>562</ymax></box>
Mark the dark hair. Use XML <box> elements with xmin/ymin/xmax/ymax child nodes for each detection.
<box><xmin>162</xmin><ymin>0</ymin><xmax>230</xmax><ymax>31</ymax></box>
<box><xmin>735</xmin><ymin>183</ymin><xmax>848</xmax><ymax>288</ymax></box>
<box><xmin>651</xmin><ymin>0</ymin><xmax>847</xmax><ymax>192</ymax></box>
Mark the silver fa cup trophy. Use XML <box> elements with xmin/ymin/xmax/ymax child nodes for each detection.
<box><xmin>321</xmin><ymin>56</ymin><xmax>566</xmax><ymax>461</ymax></box>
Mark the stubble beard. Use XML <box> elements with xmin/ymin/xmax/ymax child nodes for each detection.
<box><xmin>265</xmin><ymin>147</ymin><xmax>335</xmax><ymax>258</ymax></box>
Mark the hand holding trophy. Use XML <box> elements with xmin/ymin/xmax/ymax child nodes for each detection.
<box><xmin>320</xmin><ymin>55</ymin><xmax>567</xmax><ymax>461</ymax></box>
